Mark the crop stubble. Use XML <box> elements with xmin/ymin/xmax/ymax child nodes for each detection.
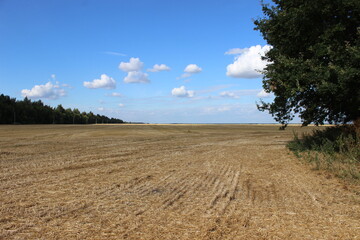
<box><xmin>0</xmin><ymin>124</ymin><xmax>359</xmax><ymax>239</ymax></box>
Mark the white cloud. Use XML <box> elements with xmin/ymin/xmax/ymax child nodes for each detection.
<box><xmin>61</xmin><ymin>83</ymin><xmax>72</xmax><ymax>88</ymax></box>
<box><xmin>224</xmin><ymin>48</ymin><xmax>247</xmax><ymax>55</ymax></box>
<box><xmin>220</xmin><ymin>91</ymin><xmax>240</xmax><ymax>99</ymax></box>
<box><xmin>110</xmin><ymin>92</ymin><xmax>122</xmax><ymax>97</ymax></box>
<box><xmin>177</xmin><ymin>73</ymin><xmax>191</xmax><ymax>80</ymax></box>
<box><xmin>257</xmin><ymin>89</ymin><xmax>271</xmax><ymax>98</ymax></box>
<box><xmin>184</xmin><ymin>64</ymin><xmax>202</xmax><ymax>73</ymax></box>
<box><xmin>119</xmin><ymin>58</ymin><xmax>150</xmax><ymax>83</ymax></box>
<box><xmin>51</xmin><ymin>74</ymin><xmax>56</xmax><ymax>80</ymax></box>
<box><xmin>177</xmin><ymin>64</ymin><xmax>202</xmax><ymax>79</ymax></box>
<box><xmin>21</xmin><ymin>82</ymin><xmax>66</xmax><ymax>100</ymax></box>
<box><xmin>83</xmin><ymin>74</ymin><xmax>116</xmax><ymax>89</ymax></box>
<box><xmin>104</xmin><ymin>51</ymin><xmax>126</xmax><ymax>56</ymax></box>
<box><xmin>118</xmin><ymin>103</ymin><xmax>125</xmax><ymax>107</ymax></box>
<box><xmin>171</xmin><ymin>86</ymin><xmax>195</xmax><ymax>98</ymax></box>
<box><xmin>98</xmin><ymin>107</ymin><xmax>104</xmax><ymax>111</ymax></box>
<box><xmin>147</xmin><ymin>64</ymin><xmax>171</xmax><ymax>72</ymax></box>
<box><xmin>119</xmin><ymin>57</ymin><xmax>144</xmax><ymax>72</ymax></box>
<box><xmin>226</xmin><ymin>45</ymin><xmax>271</xmax><ymax>79</ymax></box>
<box><xmin>124</xmin><ymin>71</ymin><xmax>150</xmax><ymax>83</ymax></box>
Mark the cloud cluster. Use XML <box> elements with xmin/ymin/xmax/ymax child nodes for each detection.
<box><xmin>171</xmin><ymin>86</ymin><xmax>195</xmax><ymax>98</ymax></box>
<box><xmin>226</xmin><ymin>45</ymin><xmax>271</xmax><ymax>79</ymax></box>
<box><xmin>119</xmin><ymin>57</ymin><xmax>150</xmax><ymax>83</ymax></box>
<box><xmin>21</xmin><ymin>82</ymin><xmax>66</xmax><ymax>100</ymax></box>
<box><xmin>147</xmin><ymin>64</ymin><xmax>171</xmax><ymax>72</ymax></box>
<box><xmin>83</xmin><ymin>74</ymin><xmax>116</xmax><ymax>89</ymax></box>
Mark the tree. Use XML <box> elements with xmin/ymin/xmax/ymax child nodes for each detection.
<box><xmin>55</xmin><ymin>104</ymin><xmax>66</xmax><ymax>124</ymax></box>
<box><xmin>65</xmin><ymin>108</ymin><xmax>74</xmax><ymax>123</ymax></box>
<box><xmin>0</xmin><ymin>94</ymin><xmax>125</xmax><ymax>124</ymax></box>
<box><xmin>254</xmin><ymin>0</ymin><xmax>360</xmax><ymax>128</ymax></box>
<box><xmin>73</xmin><ymin>108</ymin><xmax>81</xmax><ymax>124</ymax></box>
<box><xmin>0</xmin><ymin>94</ymin><xmax>16</xmax><ymax>123</ymax></box>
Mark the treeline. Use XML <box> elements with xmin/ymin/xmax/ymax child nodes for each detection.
<box><xmin>0</xmin><ymin>94</ymin><xmax>125</xmax><ymax>124</ymax></box>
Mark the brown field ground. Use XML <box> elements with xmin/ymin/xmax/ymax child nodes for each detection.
<box><xmin>1</xmin><ymin>124</ymin><xmax>359</xmax><ymax>239</ymax></box>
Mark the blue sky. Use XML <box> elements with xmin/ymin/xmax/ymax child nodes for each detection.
<box><xmin>0</xmin><ymin>0</ymin><xmax>279</xmax><ymax>123</ymax></box>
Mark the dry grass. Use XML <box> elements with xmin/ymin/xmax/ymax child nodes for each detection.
<box><xmin>1</xmin><ymin>124</ymin><xmax>359</xmax><ymax>239</ymax></box>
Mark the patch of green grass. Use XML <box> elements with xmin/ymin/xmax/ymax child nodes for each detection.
<box><xmin>288</xmin><ymin>125</ymin><xmax>360</xmax><ymax>183</ymax></box>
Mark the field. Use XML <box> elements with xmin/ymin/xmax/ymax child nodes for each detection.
<box><xmin>1</xmin><ymin>124</ymin><xmax>359</xmax><ymax>239</ymax></box>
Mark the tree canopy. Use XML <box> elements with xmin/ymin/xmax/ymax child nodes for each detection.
<box><xmin>254</xmin><ymin>0</ymin><xmax>360</xmax><ymax>127</ymax></box>
<box><xmin>0</xmin><ymin>94</ymin><xmax>125</xmax><ymax>124</ymax></box>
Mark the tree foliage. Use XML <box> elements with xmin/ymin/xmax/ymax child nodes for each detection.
<box><xmin>254</xmin><ymin>0</ymin><xmax>360</xmax><ymax>127</ymax></box>
<box><xmin>0</xmin><ymin>94</ymin><xmax>125</xmax><ymax>124</ymax></box>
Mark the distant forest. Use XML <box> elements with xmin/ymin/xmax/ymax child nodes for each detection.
<box><xmin>0</xmin><ymin>94</ymin><xmax>125</xmax><ymax>124</ymax></box>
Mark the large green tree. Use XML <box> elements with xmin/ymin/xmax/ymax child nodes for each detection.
<box><xmin>254</xmin><ymin>0</ymin><xmax>360</xmax><ymax>128</ymax></box>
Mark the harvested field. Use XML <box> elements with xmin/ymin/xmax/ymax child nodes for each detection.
<box><xmin>1</xmin><ymin>124</ymin><xmax>359</xmax><ymax>239</ymax></box>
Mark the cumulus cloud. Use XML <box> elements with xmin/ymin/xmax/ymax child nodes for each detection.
<box><xmin>119</xmin><ymin>57</ymin><xmax>144</xmax><ymax>72</ymax></box>
<box><xmin>118</xmin><ymin>103</ymin><xmax>125</xmax><ymax>107</ymax></box>
<box><xmin>83</xmin><ymin>74</ymin><xmax>116</xmax><ymax>89</ymax></box>
<box><xmin>184</xmin><ymin>64</ymin><xmax>202</xmax><ymax>74</ymax></box>
<box><xmin>177</xmin><ymin>64</ymin><xmax>202</xmax><ymax>79</ymax></box>
<box><xmin>257</xmin><ymin>89</ymin><xmax>271</xmax><ymax>98</ymax></box>
<box><xmin>119</xmin><ymin>58</ymin><xmax>149</xmax><ymax>84</ymax></box>
<box><xmin>226</xmin><ymin>45</ymin><xmax>271</xmax><ymax>79</ymax></box>
<box><xmin>21</xmin><ymin>82</ymin><xmax>66</xmax><ymax>100</ymax></box>
<box><xmin>147</xmin><ymin>64</ymin><xmax>171</xmax><ymax>72</ymax></box>
<box><xmin>124</xmin><ymin>71</ymin><xmax>150</xmax><ymax>83</ymax></box>
<box><xmin>220</xmin><ymin>91</ymin><xmax>240</xmax><ymax>99</ymax></box>
<box><xmin>171</xmin><ymin>86</ymin><xmax>195</xmax><ymax>98</ymax></box>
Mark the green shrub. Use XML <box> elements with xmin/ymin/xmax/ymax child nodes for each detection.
<box><xmin>287</xmin><ymin>125</ymin><xmax>360</xmax><ymax>183</ymax></box>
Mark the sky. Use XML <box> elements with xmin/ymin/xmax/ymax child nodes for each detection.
<box><xmin>0</xmin><ymin>0</ymin><xmax>282</xmax><ymax>123</ymax></box>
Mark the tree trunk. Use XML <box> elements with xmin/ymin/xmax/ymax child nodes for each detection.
<box><xmin>354</xmin><ymin>117</ymin><xmax>360</xmax><ymax>134</ymax></box>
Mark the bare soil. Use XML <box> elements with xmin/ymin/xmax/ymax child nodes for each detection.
<box><xmin>1</xmin><ymin>124</ymin><xmax>359</xmax><ymax>239</ymax></box>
